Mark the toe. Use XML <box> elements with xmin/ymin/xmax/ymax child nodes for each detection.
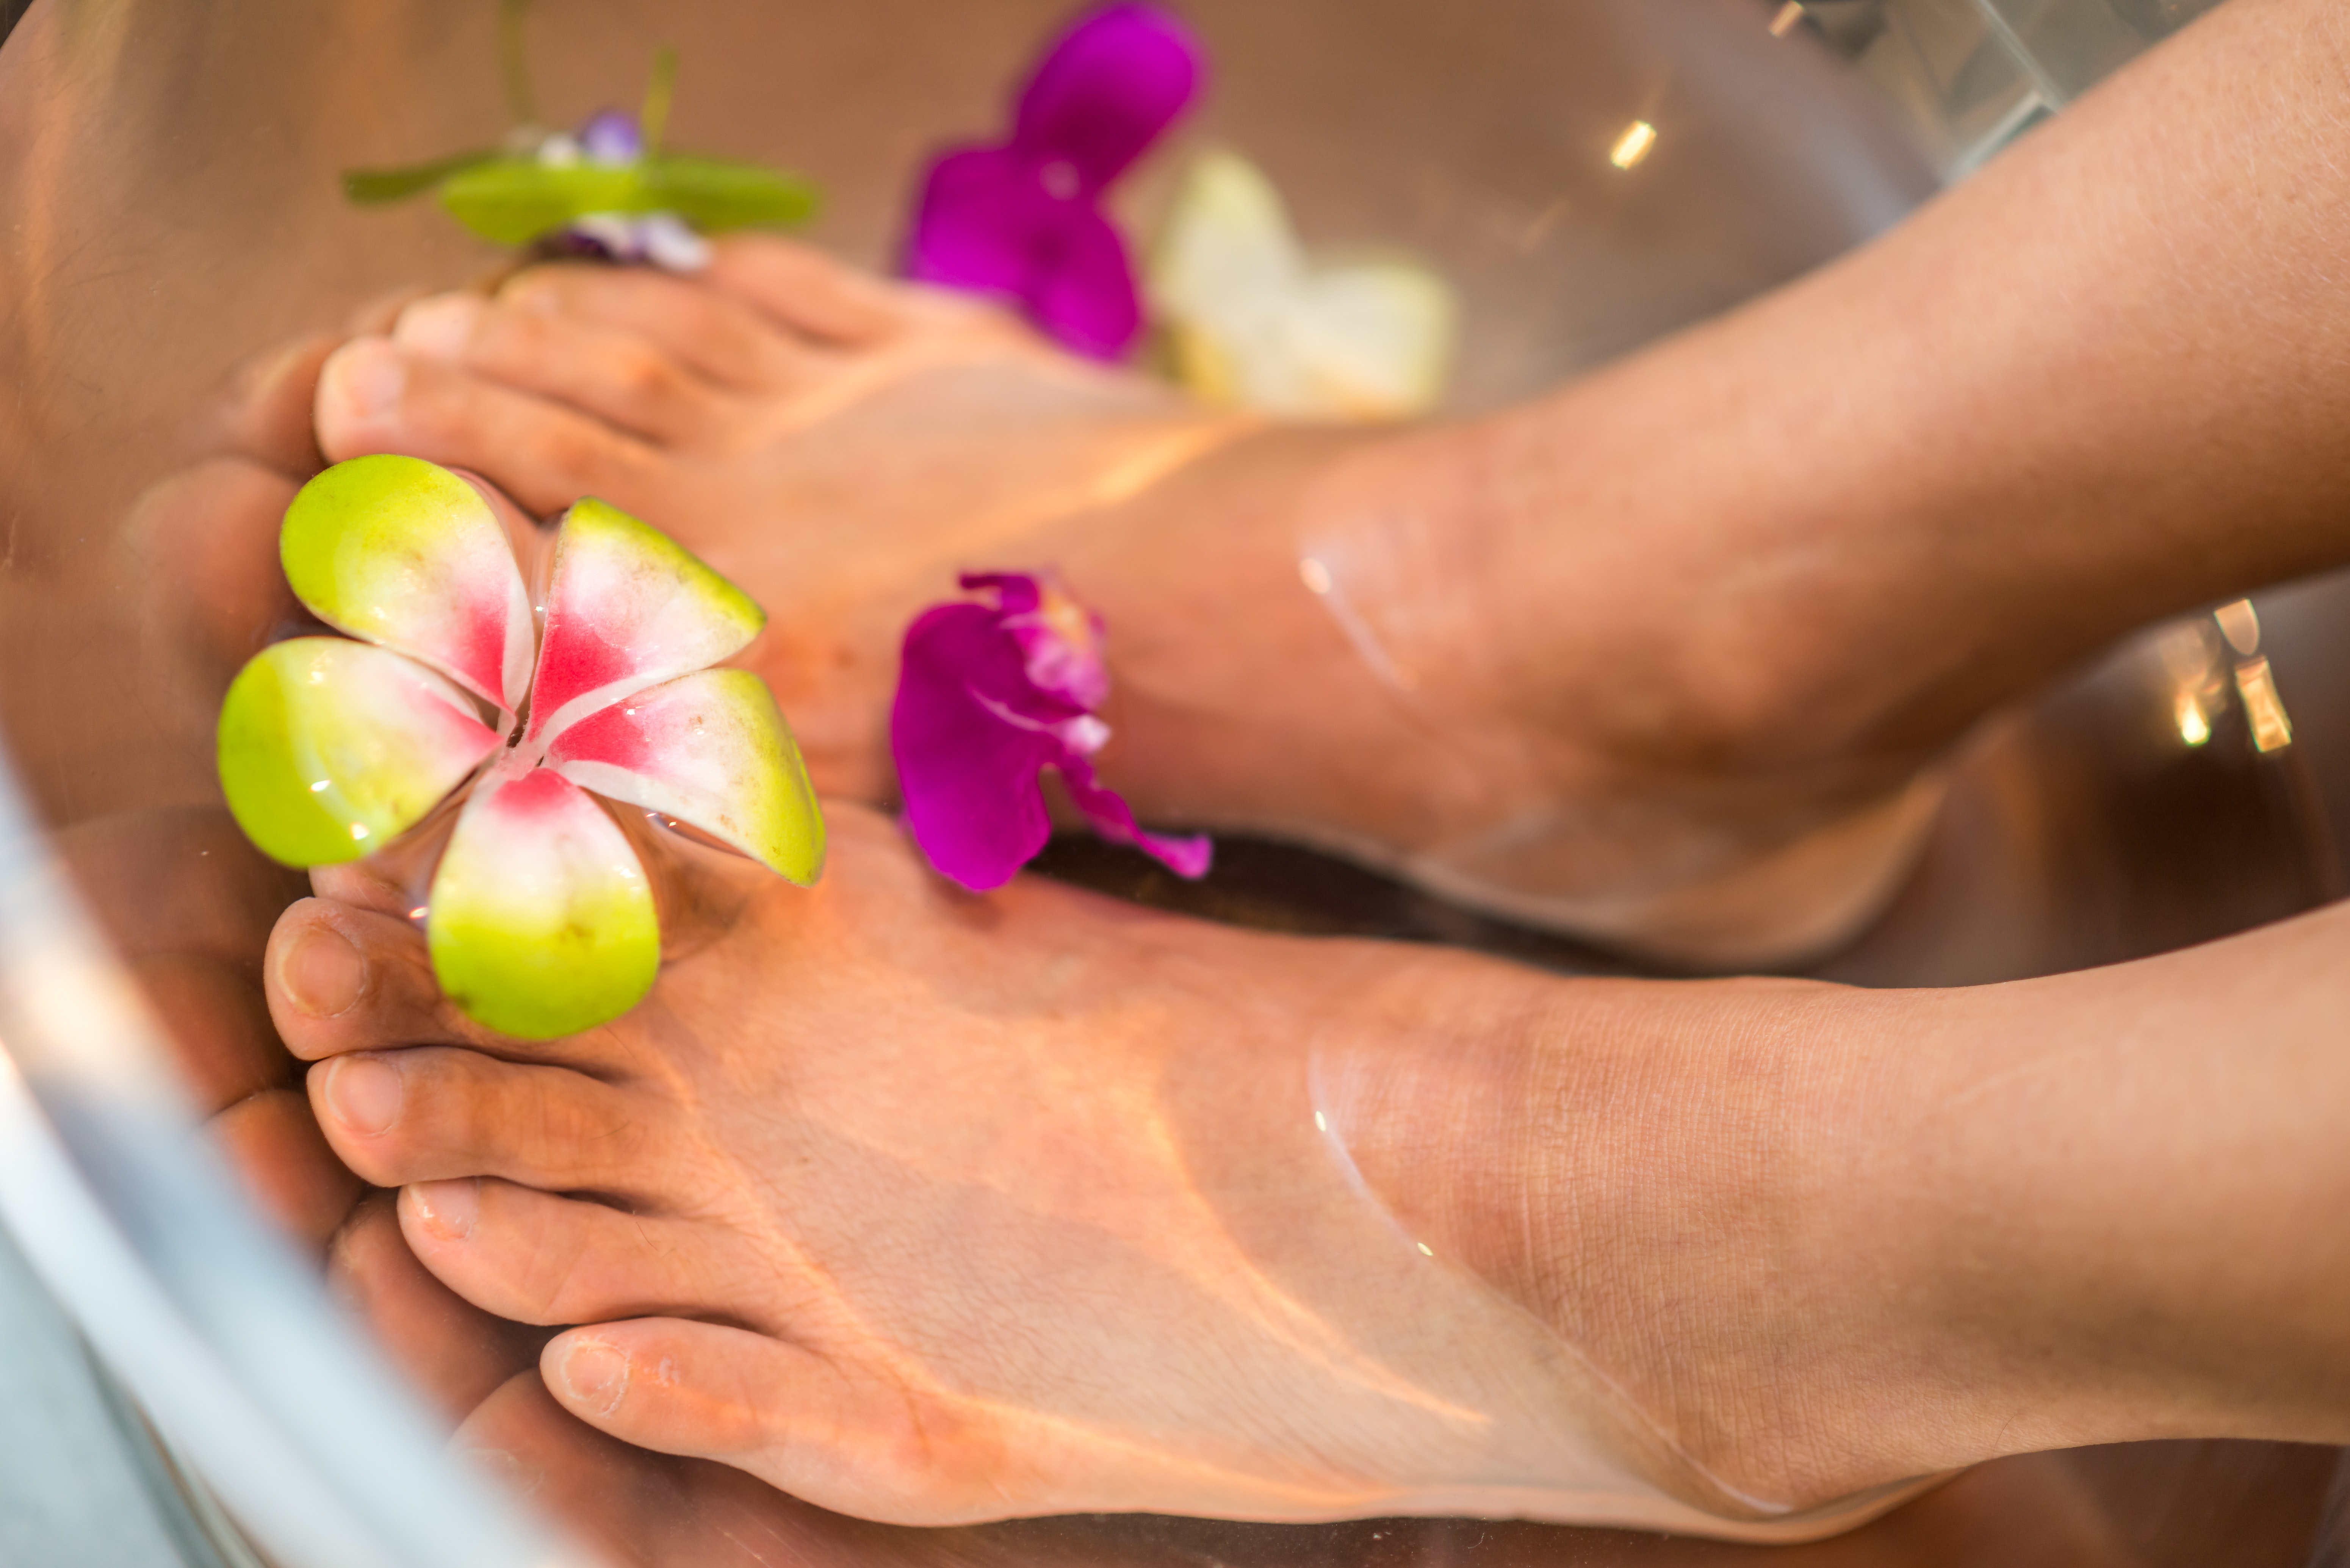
<box><xmin>130</xmin><ymin>952</ymin><xmax>286</xmax><ymax>1113</ymax></box>
<box><xmin>310</xmin><ymin>1046</ymin><xmax>667</xmax><ymax>1196</ymax></box>
<box><xmin>704</xmin><ymin>236</ymin><xmax>920</xmax><ymax>346</ymax></box>
<box><xmin>129</xmin><ymin>457</ymin><xmax>301</xmax><ymax>681</ymax></box>
<box><xmin>393</xmin><ymin>292</ymin><xmax>733</xmax><ymax>448</ymax></box>
<box><xmin>207</xmin><ymin>334</ymin><xmax>336</xmax><ymax>477</ymax></box>
<box><xmin>499</xmin><ymin>263</ymin><xmax>825</xmax><ymax>395</ymax></box>
<box><xmin>451</xmin><ymin>1370</ymin><xmax>858</xmax><ymax>1567</ymax></box>
<box><xmin>209</xmin><ymin>1088</ymin><xmax>365</xmax><ymax>1253</ymax></box>
<box><xmin>399</xmin><ymin>1177</ymin><xmax>728</xmax><ymax>1326</ymax></box>
<box><xmin>267</xmin><ymin>897</ymin><xmax>485</xmax><ymax>1061</ymax></box>
<box><xmin>315</xmin><ymin>336</ymin><xmax>662</xmax><ymax>517</ymax></box>
<box><xmin>539</xmin><ymin>1318</ymin><xmax>1007</xmax><ymax>1525</ymax></box>
<box><xmin>327</xmin><ymin>1192</ymin><xmax>544</xmax><ymax>1419</ymax></box>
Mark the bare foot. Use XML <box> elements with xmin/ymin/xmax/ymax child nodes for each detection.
<box><xmin>263</xmin><ymin>800</ymin><xmax>2204</xmax><ymax>1540</ymax></box>
<box><xmin>311</xmin><ymin>241</ymin><xmax>1251</xmax><ymax>801</ymax></box>
<box><xmin>308</xmin><ymin>239</ymin><xmax>1947</xmax><ymax>968</ymax></box>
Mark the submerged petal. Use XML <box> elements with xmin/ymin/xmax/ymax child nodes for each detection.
<box><xmin>280</xmin><ymin>455</ymin><xmax>535</xmax><ymax>716</ymax></box>
<box><xmin>217</xmin><ymin>638</ymin><xmax>501</xmax><ymax>867</ymax></box>
<box><xmin>891</xmin><ymin>578</ymin><xmax>1209</xmax><ymax>889</ymax></box>
<box><xmin>1150</xmin><ymin>152</ymin><xmax>1456</xmax><ymax>419</ymax></box>
<box><xmin>1027</xmin><ymin>203</ymin><xmax>1144</xmax><ymax>360</ymax></box>
<box><xmin>907</xmin><ymin>146</ymin><xmax>1054</xmax><ymax>296</ymax></box>
<box><xmin>1149</xmin><ymin>150</ymin><xmax>1302</xmax><ymax>329</ymax></box>
<box><xmin>966</xmin><ymin>571</ymin><xmax>1111</xmax><ymax>710</ymax></box>
<box><xmin>549</xmin><ymin>668</ymin><xmax>825</xmax><ymax>885</ymax></box>
<box><xmin>1015</xmin><ymin>3</ymin><xmax>1204</xmax><ymax>188</ymax></box>
<box><xmin>427</xmin><ymin>760</ymin><xmax>659</xmax><ymax>1039</ymax></box>
<box><xmin>1281</xmin><ymin>263</ymin><xmax>1458</xmax><ymax>420</ymax></box>
<box><xmin>526</xmin><ymin>498</ymin><xmax>766</xmax><ymax>744</ymax></box>
<box><xmin>891</xmin><ymin>602</ymin><xmax>1064</xmax><ymax>890</ymax></box>
<box><xmin>1058</xmin><ymin>753</ymin><xmax>1213</xmax><ymax>878</ymax></box>
<box><xmin>908</xmin><ymin>150</ymin><xmax>1140</xmax><ymax>358</ymax></box>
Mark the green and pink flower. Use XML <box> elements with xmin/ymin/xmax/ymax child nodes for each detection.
<box><xmin>218</xmin><ymin>455</ymin><xmax>823</xmax><ymax>1039</ymax></box>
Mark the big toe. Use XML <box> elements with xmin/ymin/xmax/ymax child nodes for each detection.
<box><xmin>266</xmin><ymin>896</ymin><xmax>479</xmax><ymax>1061</ymax></box>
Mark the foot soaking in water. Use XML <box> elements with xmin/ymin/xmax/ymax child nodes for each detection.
<box><xmin>74</xmin><ymin>0</ymin><xmax>2350</xmax><ymax>1551</ymax></box>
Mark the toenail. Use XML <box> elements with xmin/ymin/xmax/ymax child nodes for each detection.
<box><xmin>557</xmin><ymin>1339</ymin><xmax>630</xmax><ymax>1418</ymax></box>
<box><xmin>408</xmin><ymin>1178</ymin><xmax>477</xmax><ymax>1241</ymax></box>
<box><xmin>328</xmin><ymin>341</ymin><xmax>407</xmax><ymax>418</ymax></box>
<box><xmin>281</xmin><ymin>926</ymin><xmax>366</xmax><ymax>1016</ymax></box>
<box><xmin>395</xmin><ymin>294</ymin><xmax>480</xmax><ymax>360</ymax></box>
<box><xmin>322</xmin><ymin>1055</ymin><xmax>401</xmax><ymax>1137</ymax></box>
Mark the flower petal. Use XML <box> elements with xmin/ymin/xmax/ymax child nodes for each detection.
<box><xmin>1148</xmin><ymin>150</ymin><xmax>1302</xmax><ymax>330</ymax></box>
<box><xmin>216</xmin><ymin>638</ymin><xmax>500</xmax><ymax>867</ymax></box>
<box><xmin>280</xmin><ymin>455</ymin><xmax>535</xmax><ymax>716</ymax></box>
<box><xmin>1028</xmin><ymin>202</ymin><xmax>1144</xmax><ymax>360</ymax></box>
<box><xmin>964</xmin><ymin>571</ymin><xmax>1112</xmax><ymax>710</ymax></box>
<box><xmin>578</xmin><ymin>110</ymin><xmax>643</xmax><ymax>164</ymax></box>
<box><xmin>427</xmin><ymin>759</ymin><xmax>659</xmax><ymax>1040</ymax></box>
<box><xmin>1149</xmin><ymin>152</ymin><xmax>1456</xmax><ymax>419</ymax></box>
<box><xmin>891</xmin><ymin>602</ymin><xmax>1063</xmax><ymax>890</ymax></box>
<box><xmin>1015</xmin><ymin>3</ymin><xmax>1204</xmax><ymax>188</ymax></box>
<box><xmin>907</xmin><ymin>146</ymin><xmax>1052</xmax><ymax>297</ymax></box>
<box><xmin>548</xmin><ymin>669</ymin><xmax>825</xmax><ymax>885</ymax></box>
<box><xmin>906</xmin><ymin>149</ymin><xmax>1143</xmax><ymax>356</ymax></box>
<box><xmin>525</xmin><ymin>498</ymin><xmax>766</xmax><ymax>745</ymax></box>
<box><xmin>1282</xmin><ymin>263</ymin><xmax>1458</xmax><ymax>420</ymax></box>
<box><xmin>1058</xmin><ymin>752</ymin><xmax>1213</xmax><ymax>879</ymax></box>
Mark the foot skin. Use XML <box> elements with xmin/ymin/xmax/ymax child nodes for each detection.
<box><xmin>312</xmin><ymin>241</ymin><xmax>1253</xmax><ymax>804</ymax></box>
<box><xmin>264</xmin><ymin>803</ymin><xmax>2100</xmax><ymax>1537</ymax></box>
<box><xmin>312</xmin><ymin>240</ymin><xmax>1934</xmax><ymax>968</ymax></box>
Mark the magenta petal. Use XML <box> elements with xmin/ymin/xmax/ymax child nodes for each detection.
<box><xmin>908</xmin><ymin>152</ymin><xmax>1142</xmax><ymax>359</ymax></box>
<box><xmin>892</xmin><ymin>602</ymin><xmax>1064</xmax><ymax>890</ymax></box>
<box><xmin>1016</xmin><ymin>4</ymin><xmax>1205</xmax><ymax>188</ymax></box>
<box><xmin>958</xmin><ymin>571</ymin><xmax>1043</xmax><ymax>614</ymax></box>
<box><xmin>1058</xmin><ymin>753</ymin><xmax>1213</xmax><ymax>879</ymax></box>
<box><xmin>892</xmin><ymin>578</ymin><xmax>1211</xmax><ymax>889</ymax></box>
<box><xmin>908</xmin><ymin>148</ymin><xmax>1037</xmax><ymax>295</ymax></box>
<box><xmin>1027</xmin><ymin>203</ymin><xmax>1143</xmax><ymax>360</ymax></box>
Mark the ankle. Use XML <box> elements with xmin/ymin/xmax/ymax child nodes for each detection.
<box><xmin>1312</xmin><ymin>963</ymin><xmax>1981</xmax><ymax>1510</ymax></box>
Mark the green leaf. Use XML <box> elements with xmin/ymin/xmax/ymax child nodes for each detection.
<box><xmin>343</xmin><ymin>149</ymin><xmax>501</xmax><ymax>206</ymax></box>
<box><xmin>643</xmin><ymin>156</ymin><xmax>821</xmax><ymax>232</ymax></box>
<box><xmin>437</xmin><ymin>154</ymin><xmax>819</xmax><ymax>247</ymax></box>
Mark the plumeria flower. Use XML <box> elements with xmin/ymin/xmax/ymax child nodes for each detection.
<box><xmin>344</xmin><ymin>50</ymin><xmax>818</xmax><ymax>268</ymax></box>
<box><xmin>907</xmin><ymin>3</ymin><xmax>1204</xmax><ymax>358</ymax></box>
<box><xmin>217</xmin><ymin>455</ymin><xmax>823</xmax><ymax>1039</ymax></box>
<box><xmin>1149</xmin><ymin>151</ymin><xmax>1457</xmax><ymax>419</ymax></box>
<box><xmin>891</xmin><ymin>571</ymin><xmax>1208</xmax><ymax>890</ymax></box>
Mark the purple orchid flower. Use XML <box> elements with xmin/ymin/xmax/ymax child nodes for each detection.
<box><xmin>576</xmin><ymin>108</ymin><xmax>644</xmax><ymax>164</ymax></box>
<box><xmin>528</xmin><ymin>109</ymin><xmax>714</xmax><ymax>271</ymax></box>
<box><xmin>908</xmin><ymin>3</ymin><xmax>1205</xmax><ymax>359</ymax></box>
<box><xmin>892</xmin><ymin>571</ymin><xmax>1211</xmax><ymax>890</ymax></box>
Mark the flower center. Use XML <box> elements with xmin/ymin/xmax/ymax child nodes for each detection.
<box><xmin>1038</xmin><ymin>158</ymin><xmax>1082</xmax><ymax>201</ymax></box>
